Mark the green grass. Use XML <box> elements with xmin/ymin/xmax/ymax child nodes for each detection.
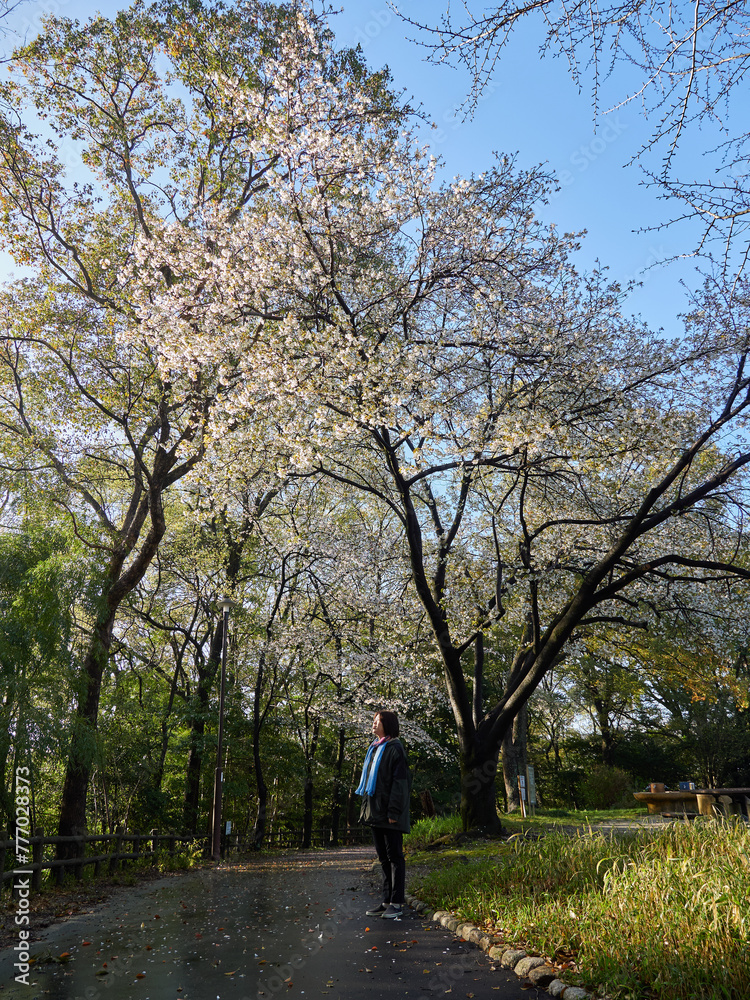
<box><xmin>502</xmin><ymin>805</ymin><xmax>650</xmax><ymax>830</ymax></box>
<box><xmin>406</xmin><ymin>814</ymin><xmax>750</xmax><ymax>999</ymax></box>
<box><xmin>403</xmin><ymin>814</ymin><xmax>467</xmax><ymax>850</ymax></box>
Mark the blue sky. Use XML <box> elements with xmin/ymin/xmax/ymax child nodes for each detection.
<box><xmin>4</xmin><ymin>0</ymin><xmax>706</xmax><ymax>337</ymax></box>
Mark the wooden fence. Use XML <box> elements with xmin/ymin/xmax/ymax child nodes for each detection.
<box><xmin>0</xmin><ymin>828</ymin><xmax>197</xmax><ymax>898</ymax></box>
<box><xmin>0</xmin><ymin>823</ymin><xmax>370</xmax><ymax>898</ymax></box>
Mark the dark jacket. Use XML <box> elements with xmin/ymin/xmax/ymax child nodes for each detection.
<box><xmin>358</xmin><ymin>738</ymin><xmax>411</xmax><ymax>833</ymax></box>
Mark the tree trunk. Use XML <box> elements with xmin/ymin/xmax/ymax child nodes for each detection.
<box><xmin>154</xmin><ymin>659</ymin><xmax>181</xmax><ymax>798</ymax></box>
<box><xmin>329</xmin><ymin>724</ymin><xmax>346</xmax><ymax>846</ymax></box>
<box><xmin>182</xmin><ymin>625</ymin><xmax>223</xmax><ymax>834</ymax></box>
<box><xmin>0</xmin><ymin>697</ymin><xmax>16</xmax><ymax>827</ymax></box>
<box><xmin>182</xmin><ymin>681</ymin><xmax>211</xmax><ymax>835</ymax></box>
<box><xmin>56</xmin><ymin>607</ymin><xmax>116</xmax><ymax>855</ymax></box>
<box><xmin>346</xmin><ymin>762</ymin><xmax>358</xmax><ymax>828</ymax></box>
<box><xmin>458</xmin><ymin>713</ymin><xmax>503</xmax><ymax>832</ymax></box>
<box><xmin>594</xmin><ymin>697</ymin><xmax>615</xmax><ymax>765</ymax></box>
<box><xmin>182</xmin><ymin>712</ymin><xmax>206</xmax><ymax>834</ymax></box>
<box><xmin>302</xmin><ymin>768</ymin><xmax>314</xmax><ymax>849</ymax></box>
<box><xmin>56</xmin><ymin>456</ymin><xmax>171</xmax><ymax>855</ymax></box>
<box><xmin>301</xmin><ymin>717</ymin><xmax>320</xmax><ymax>849</ymax></box>
<box><xmin>459</xmin><ymin>741</ymin><xmax>501</xmax><ymax>831</ymax></box>
<box><xmin>252</xmin><ymin>649</ymin><xmax>269</xmax><ymax>848</ymax></box>
<box><xmin>389</xmin><ymin>468</ymin><xmax>507</xmax><ymax>833</ymax></box>
<box><xmin>502</xmin><ymin>704</ymin><xmax>528</xmax><ymax>812</ymax></box>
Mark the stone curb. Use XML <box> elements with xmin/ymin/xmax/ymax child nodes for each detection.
<box><xmin>404</xmin><ymin>892</ymin><xmax>591</xmax><ymax>999</ymax></box>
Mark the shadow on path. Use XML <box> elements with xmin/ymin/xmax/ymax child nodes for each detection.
<box><xmin>0</xmin><ymin>845</ymin><xmax>530</xmax><ymax>999</ymax></box>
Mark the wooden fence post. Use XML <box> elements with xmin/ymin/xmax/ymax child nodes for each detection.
<box><xmin>93</xmin><ymin>831</ymin><xmax>103</xmax><ymax>878</ymax></box>
<box><xmin>73</xmin><ymin>828</ymin><xmax>85</xmax><ymax>882</ymax></box>
<box><xmin>109</xmin><ymin>826</ymin><xmax>123</xmax><ymax>874</ymax></box>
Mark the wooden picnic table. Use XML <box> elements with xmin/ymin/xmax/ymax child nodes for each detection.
<box><xmin>693</xmin><ymin>788</ymin><xmax>750</xmax><ymax>818</ymax></box>
<box><xmin>632</xmin><ymin>790</ymin><xmax>698</xmax><ymax>815</ymax></box>
<box><xmin>633</xmin><ymin>787</ymin><xmax>750</xmax><ymax>818</ymax></box>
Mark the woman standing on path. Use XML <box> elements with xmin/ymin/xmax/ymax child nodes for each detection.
<box><xmin>357</xmin><ymin>710</ymin><xmax>411</xmax><ymax>919</ymax></box>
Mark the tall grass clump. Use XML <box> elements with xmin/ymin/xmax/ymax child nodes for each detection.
<box><xmin>410</xmin><ymin>819</ymin><xmax>750</xmax><ymax>999</ymax></box>
<box><xmin>404</xmin><ymin>814</ymin><xmax>463</xmax><ymax>851</ymax></box>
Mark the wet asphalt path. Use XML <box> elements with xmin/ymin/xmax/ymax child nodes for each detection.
<box><xmin>0</xmin><ymin>845</ymin><xmax>532</xmax><ymax>1000</ymax></box>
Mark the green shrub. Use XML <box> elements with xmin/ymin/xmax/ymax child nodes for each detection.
<box><xmin>579</xmin><ymin>764</ymin><xmax>634</xmax><ymax>809</ymax></box>
<box><xmin>156</xmin><ymin>840</ymin><xmax>203</xmax><ymax>872</ymax></box>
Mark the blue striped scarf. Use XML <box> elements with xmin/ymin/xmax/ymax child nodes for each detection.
<box><xmin>356</xmin><ymin>737</ymin><xmax>388</xmax><ymax>796</ymax></box>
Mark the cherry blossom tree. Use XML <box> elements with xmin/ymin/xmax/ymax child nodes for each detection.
<box><xmin>122</xmin><ymin>4</ymin><xmax>750</xmax><ymax>827</ymax></box>
<box><xmin>9</xmin><ymin>0</ymin><xmax>750</xmax><ymax>832</ymax></box>
<box><xmin>0</xmin><ymin>0</ymin><xmax>374</xmax><ymax>845</ymax></box>
<box><xmin>234</xmin><ymin>475</ymin><xmax>439</xmax><ymax>844</ymax></box>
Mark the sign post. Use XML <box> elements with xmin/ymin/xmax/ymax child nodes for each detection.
<box><xmin>527</xmin><ymin>765</ymin><xmax>537</xmax><ymax>816</ymax></box>
<box><xmin>518</xmin><ymin>774</ymin><xmax>527</xmax><ymax>818</ymax></box>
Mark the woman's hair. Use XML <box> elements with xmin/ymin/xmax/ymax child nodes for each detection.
<box><xmin>376</xmin><ymin>710</ymin><xmax>400</xmax><ymax>738</ymax></box>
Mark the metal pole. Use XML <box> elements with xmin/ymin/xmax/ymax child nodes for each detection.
<box><xmin>211</xmin><ymin>597</ymin><xmax>233</xmax><ymax>862</ymax></box>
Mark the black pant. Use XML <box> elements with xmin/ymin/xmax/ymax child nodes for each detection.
<box><xmin>371</xmin><ymin>826</ymin><xmax>405</xmax><ymax>905</ymax></box>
